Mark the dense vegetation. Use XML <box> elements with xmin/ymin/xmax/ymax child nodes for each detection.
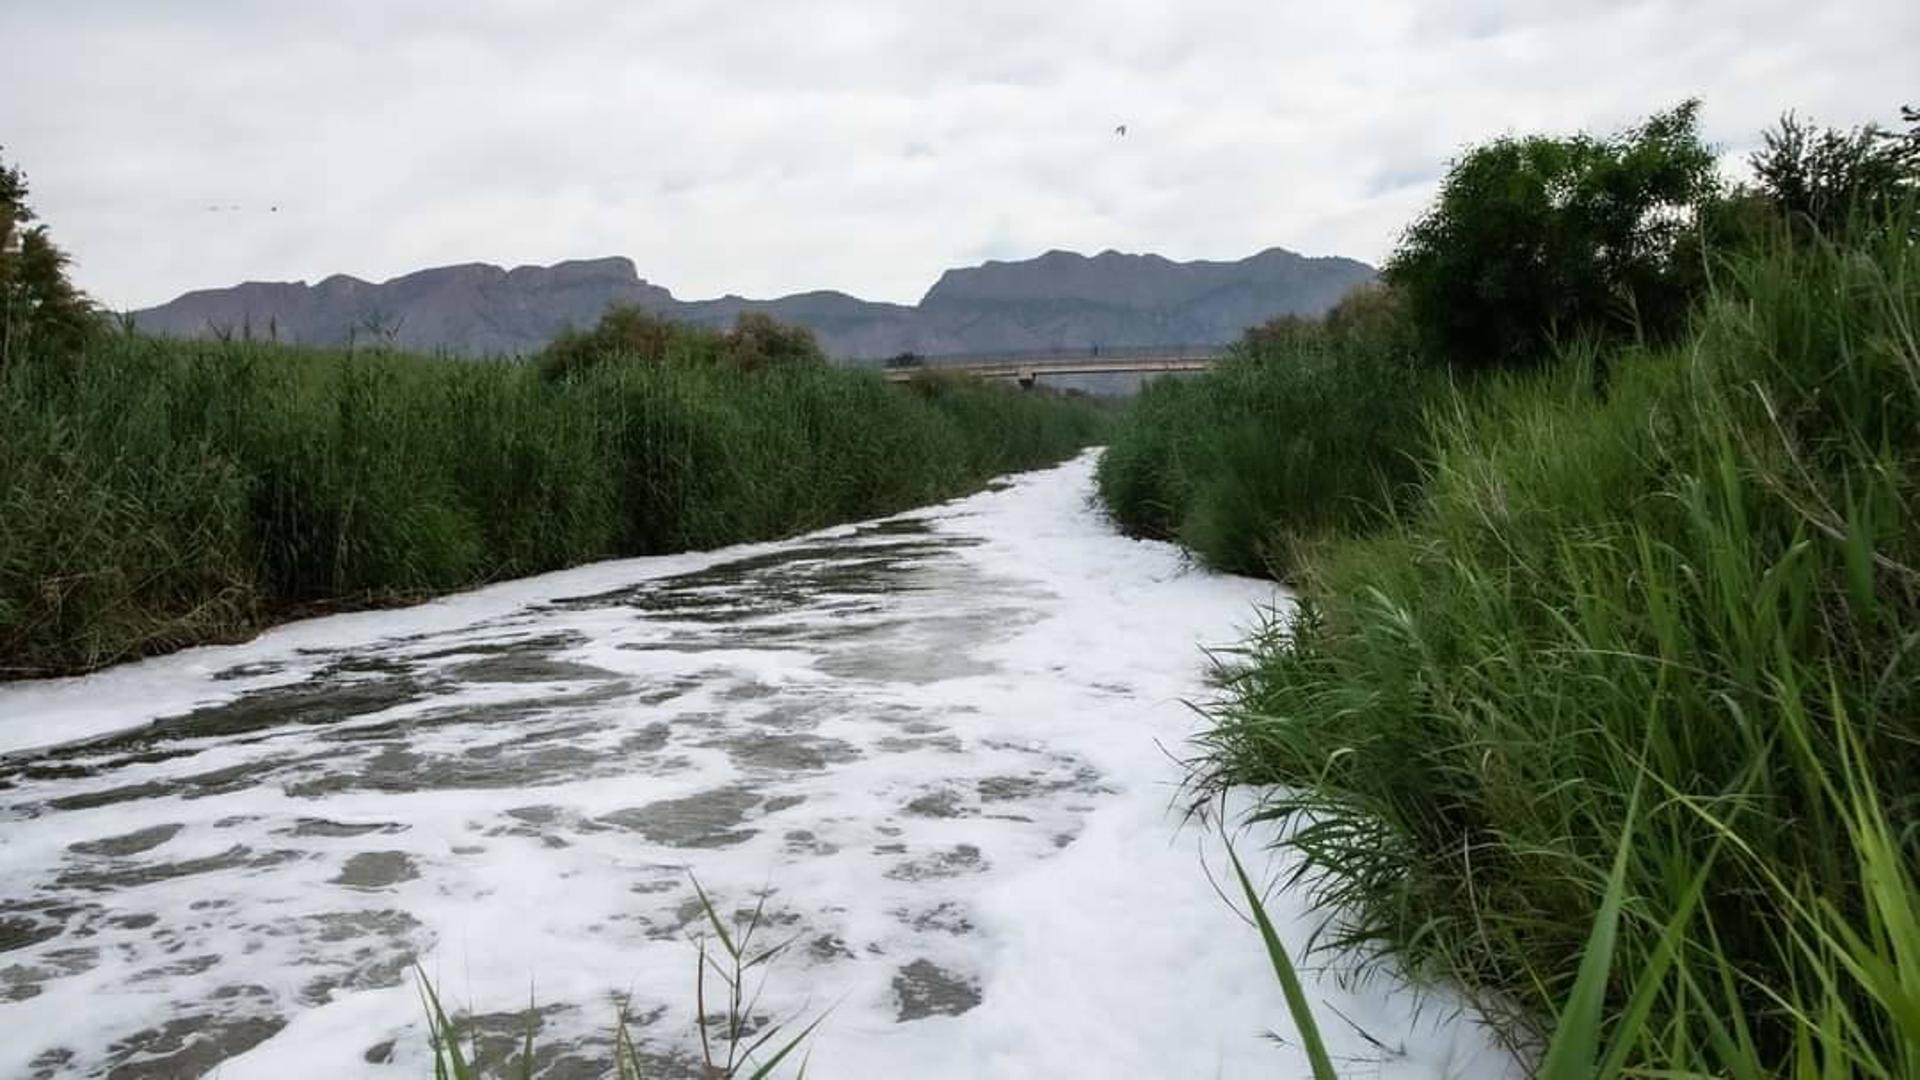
<box><xmin>1096</xmin><ymin>284</ymin><xmax>1433</xmax><ymax>577</ymax></box>
<box><xmin>0</xmin><ymin>164</ymin><xmax>1105</xmax><ymax>679</ymax></box>
<box><xmin>1390</xmin><ymin>101</ymin><xmax>1721</xmax><ymax>369</ymax></box>
<box><xmin>1097</xmin><ymin>102</ymin><xmax>1738</xmax><ymax>574</ymax></box>
<box><xmin>1</xmin><ymin>148</ymin><xmax>92</xmax><ymax>367</ymax></box>
<box><xmin>1102</xmin><ymin>103</ymin><xmax>1920</xmax><ymax>1075</ymax></box>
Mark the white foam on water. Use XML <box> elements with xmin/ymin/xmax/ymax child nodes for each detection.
<box><xmin>0</xmin><ymin>452</ymin><xmax>1519</xmax><ymax>1078</ymax></box>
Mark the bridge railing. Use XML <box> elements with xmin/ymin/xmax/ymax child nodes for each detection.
<box><xmin>854</xmin><ymin>343</ymin><xmax>1230</xmax><ymax>368</ymax></box>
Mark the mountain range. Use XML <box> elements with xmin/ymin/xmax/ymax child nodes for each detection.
<box><xmin>131</xmin><ymin>247</ymin><xmax>1376</xmax><ymax>360</ymax></box>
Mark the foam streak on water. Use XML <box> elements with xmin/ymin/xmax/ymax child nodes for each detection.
<box><xmin>0</xmin><ymin>452</ymin><xmax>1516</xmax><ymax>1079</ymax></box>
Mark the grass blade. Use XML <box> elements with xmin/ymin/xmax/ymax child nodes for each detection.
<box><xmin>1226</xmin><ymin>841</ymin><xmax>1337</xmax><ymax>1080</ymax></box>
<box><xmin>1539</xmin><ymin>780</ymin><xmax>1642</xmax><ymax>1080</ymax></box>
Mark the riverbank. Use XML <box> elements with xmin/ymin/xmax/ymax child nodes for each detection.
<box><xmin>0</xmin><ymin>454</ymin><xmax>1516</xmax><ymax>1078</ymax></box>
<box><xmin>0</xmin><ymin>332</ymin><xmax>1106</xmax><ymax>681</ymax></box>
<box><xmin>1097</xmin><ymin>117</ymin><xmax>1920</xmax><ymax>1072</ymax></box>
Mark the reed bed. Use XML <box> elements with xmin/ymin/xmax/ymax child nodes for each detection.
<box><xmin>0</xmin><ymin>334</ymin><xmax>1105</xmax><ymax>677</ymax></box>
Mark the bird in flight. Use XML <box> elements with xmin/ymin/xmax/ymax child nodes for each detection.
<box><xmin>1114</xmin><ymin>124</ymin><xmax>1128</xmax><ymax>136</ymax></box>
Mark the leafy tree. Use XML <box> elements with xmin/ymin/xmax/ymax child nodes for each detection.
<box><xmin>722</xmin><ymin>311</ymin><xmax>825</xmax><ymax>370</ymax></box>
<box><xmin>0</xmin><ymin>155</ymin><xmax>26</xmax><ymax>251</ymax></box>
<box><xmin>1321</xmin><ymin>281</ymin><xmax>1416</xmax><ymax>357</ymax></box>
<box><xmin>1749</xmin><ymin>106</ymin><xmax>1919</xmax><ymax>239</ymax></box>
<box><xmin>536</xmin><ymin>306</ymin><xmax>824</xmax><ymax>380</ymax></box>
<box><xmin>1239</xmin><ymin>313</ymin><xmax>1316</xmax><ymax>355</ymax></box>
<box><xmin>1385</xmin><ymin>103</ymin><xmax>1720</xmax><ymax>371</ymax></box>
<box><xmin>537</xmin><ymin>304</ymin><xmax>694</xmax><ymax>380</ymax></box>
<box><xmin>0</xmin><ymin>149</ymin><xmax>93</xmax><ymax>370</ymax></box>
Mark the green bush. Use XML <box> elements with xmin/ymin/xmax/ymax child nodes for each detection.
<box><xmin>1749</xmin><ymin>106</ymin><xmax>1919</xmax><ymax>242</ymax></box>
<box><xmin>1201</xmin><ymin>218</ymin><xmax>1920</xmax><ymax>1074</ymax></box>
<box><xmin>536</xmin><ymin>305</ymin><xmax>724</xmax><ymax>381</ymax></box>
<box><xmin>1385</xmin><ymin>102</ymin><xmax>1719</xmax><ymax>371</ymax></box>
<box><xmin>537</xmin><ymin>307</ymin><xmax>827</xmax><ymax>382</ymax></box>
<box><xmin>721</xmin><ymin>311</ymin><xmax>827</xmax><ymax>370</ymax></box>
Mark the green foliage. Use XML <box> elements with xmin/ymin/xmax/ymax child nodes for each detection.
<box><xmin>722</xmin><ymin>311</ymin><xmax>826</xmax><ymax>371</ymax></box>
<box><xmin>1096</xmin><ymin>285</ymin><xmax>1437</xmax><ymax>577</ymax></box>
<box><xmin>1226</xmin><ymin>844</ymin><xmax>1337</xmax><ymax>1080</ymax></box>
<box><xmin>0</xmin><ymin>333</ymin><xmax>1104</xmax><ymax>677</ymax></box>
<box><xmin>536</xmin><ymin>307</ymin><xmax>825</xmax><ymax>382</ymax></box>
<box><xmin>1199</xmin><ymin>217</ymin><xmax>1920</xmax><ymax>1074</ymax></box>
<box><xmin>689</xmin><ymin>879</ymin><xmax>825</xmax><ymax>1079</ymax></box>
<box><xmin>0</xmin><ymin>154</ymin><xmax>22</xmax><ymax>246</ymax></box>
<box><xmin>0</xmin><ymin>148</ymin><xmax>95</xmax><ymax>370</ymax></box>
<box><xmin>536</xmin><ymin>305</ymin><xmax>724</xmax><ymax>381</ymax></box>
<box><xmin>1750</xmin><ymin>106</ymin><xmax>1920</xmax><ymax>241</ymax></box>
<box><xmin>1385</xmin><ymin>102</ymin><xmax>1719</xmax><ymax>370</ymax></box>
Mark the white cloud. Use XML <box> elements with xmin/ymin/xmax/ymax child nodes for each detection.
<box><xmin>2</xmin><ymin>0</ymin><xmax>1913</xmax><ymax>309</ymax></box>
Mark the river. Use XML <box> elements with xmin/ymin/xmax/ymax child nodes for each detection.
<box><xmin>0</xmin><ymin>452</ymin><xmax>1514</xmax><ymax>1078</ymax></box>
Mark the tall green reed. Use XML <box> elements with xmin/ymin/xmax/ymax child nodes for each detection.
<box><xmin>1096</xmin><ymin>298</ymin><xmax>1437</xmax><ymax>579</ymax></box>
<box><xmin>0</xmin><ymin>335</ymin><xmax>1105</xmax><ymax>678</ymax></box>
<box><xmin>1200</xmin><ymin>215</ymin><xmax>1920</xmax><ymax>1074</ymax></box>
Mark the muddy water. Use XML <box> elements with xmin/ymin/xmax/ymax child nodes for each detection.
<box><xmin>0</xmin><ymin>455</ymin><xmax>1515</xmax><ymax>1079</ymax></box>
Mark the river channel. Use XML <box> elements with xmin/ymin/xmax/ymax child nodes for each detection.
<box><xmin>0</xmin><ymin>453</ymin><xmax>1513</xmax><ymax>1078</ymax></box>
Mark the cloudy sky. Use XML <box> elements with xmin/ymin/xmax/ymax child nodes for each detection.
<box><xmin>2</xmin><ymin>1</ymin><xmax>1912</xmax><ymax>310</ymax></box>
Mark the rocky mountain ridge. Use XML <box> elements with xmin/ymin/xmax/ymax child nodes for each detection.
<box><xmin>132</xmin><ymin>247</ymin><xmax>1376</xmax><ymax>359</ymax></box>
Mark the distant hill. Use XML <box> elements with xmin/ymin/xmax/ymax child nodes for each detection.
<box><xmin>131</xmin><ymin>248</ymin><xmax>1376</xmax><ymax>360</ymax></box>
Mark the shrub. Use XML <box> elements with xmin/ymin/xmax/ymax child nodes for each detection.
<box><xmin>721</xmin><ymin>311</ymin><xmax>826</xmax><ymax>370</ymax></box>
<box><xmin>1749</xmin><ymin>105</ymin><xmax>1920</xmax><ymax>241</ymax></box>
<box><xmin>537</xmin><ymin>308</ymin><xmax>828</xmax><ymax>381</ymax></box>
<box><xmin>537</xmin><ymin>305</ymin><xmax>719</xmax><ymax>381</ymax></box>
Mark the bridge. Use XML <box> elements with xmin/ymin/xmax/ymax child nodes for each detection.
<box><xmin>875</xmin><ymin>345</ymin><xmax>1224</xmax><ymax>387</ymax></box>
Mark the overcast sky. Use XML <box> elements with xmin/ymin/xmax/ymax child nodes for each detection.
<box><xmin>1</xmin><ymin>1</ymin><xmax>1913</xmax><ymax>310</ymax></box>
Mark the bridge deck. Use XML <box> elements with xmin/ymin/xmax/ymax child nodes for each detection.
<box><xmin>879</xmin><ymin>352</ymin><xmax>1220</xmax><ymax>383</ymax></box>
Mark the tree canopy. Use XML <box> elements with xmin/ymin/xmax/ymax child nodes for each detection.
<box><xmin>0</xmin><ymin>149</ymin><xmax>93</xmax><ymax>368</ymax></box>
<box><xmin>1384</xmin><ymin>102</ymin><xmax>1719</xmax><ymax>371</ymax></box>
<box><xmin>537</xmin><ymin>305</ymin><xmax>826</xmax><ymax>381</ymax></box>
<box><xmin>1749</xmin><ymin>106</ymin><xmax>1919</xmax><ymax>240</ymax></box>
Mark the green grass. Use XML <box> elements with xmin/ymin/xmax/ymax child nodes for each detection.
<box><xmin>0</xmin><ymin>332</ymin><xmax>1106</xmax><ymax>678</ymax></box>
<box><xmin>1226</xmin><ymin>842</ymin><xmax>1338</xmax><ymax>1080</ymax></box>
<box><xmin>1192</xmin><ymin>221</ymin><xmax>1920</xmax><ymax>1074</ymax></box>
<box><xmin>1095</xmin><ymin>290</ymin><xmax>1439</xmax><ymax>578</ymax></box>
